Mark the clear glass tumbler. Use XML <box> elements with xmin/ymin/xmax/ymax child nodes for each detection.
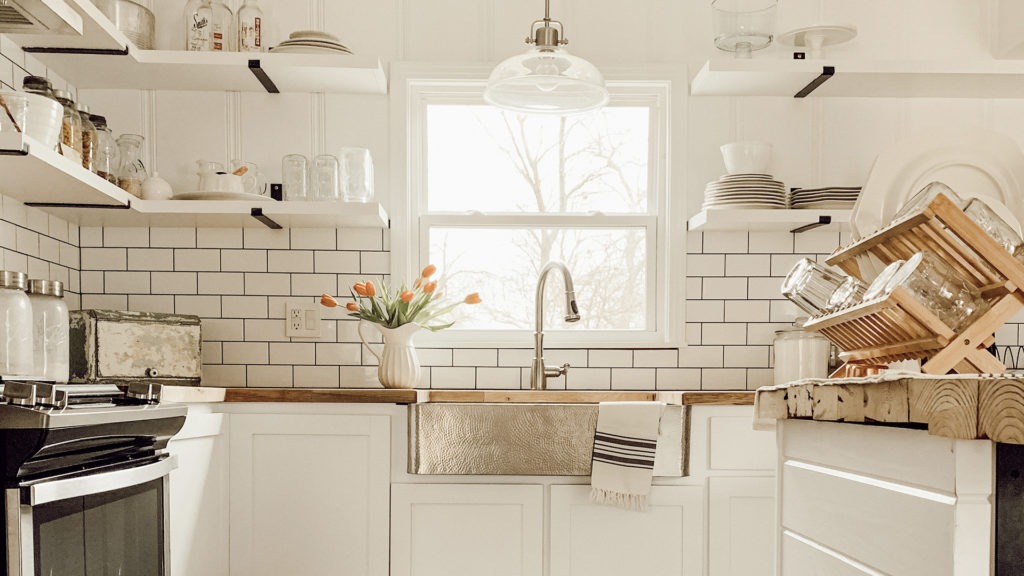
<box><xmin>340</xmin><ymin>147</ymin><xmax>374</xmax><ymax>202</ymax></box>
<box><xmin>886</xmin><ymin>250</ymin><xmax>989</xmax><ymax>332</ymax></box>
<box><xmin>963</xmin><ymin>197</ymin><xmax>1024</xmax><ymax>262</ymax></box>
<box><xmin>712</xmin><ymin>0</ymin><xmax>777</xmax><ymax>58</ymax></box>
<box><xmin>894</xmin><ymin>181</ymin><xmax>965</xmax><ymax>221</ymax></box>
<box><xmin>282</xmin><ymin>154</ymin><xmax>309</xmax><ymax>201</ymax></box>
<box><xmin>230</xmin><ymin>159</ymin><xmax>267</xmax><ymax>196</ymax></box>
<box><xmin>311</xmin><ymin>154</ymin><xmax>341</xmax><ymax>201</ymax></box>
<box><xmin>781</xmin><ymin>258</ymin><xmax>848</xmax><ymax>316</ymax></box>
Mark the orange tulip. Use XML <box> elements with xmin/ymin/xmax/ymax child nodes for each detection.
<box><xmin>414</xmin><ymin>277</ymin><xmax>423</xmax><ymax>289</ymax></box>
<box><xmin>365</xmin><ymin>281</ymin><xmax>375</xmax><ymax>296</ymax></box>
<box><xmin>400</xmin><ymin>290</ymin><xmax>414</xmax><ymax>303</ymax></box>
<box><xmin>320</xmin><ymin>294</ymin><xmax>339</xmax><ymax>307</ymax></box>
<box><xmin>423</xmin><ymin>281</ymin><xmax>437</xmax><ymax>293</ymax></box>
<box><xmin>353</xmin><ymin>282</ymin><xmax>369</xmax><ymax>296</ymax></box>
<box><xmin>421</xmin><ymin>264</ymin><xmax>437</xmax><ymax>278</ymax></box>
<box><xmin>345</xmin><ymin>302</ymin><xmax>359</xmax><ymax>312</ymax></box>
<box><xmin>464</xmin><ymin>293</ymin><xmax>482</xmax><ymax>305</ymax></box>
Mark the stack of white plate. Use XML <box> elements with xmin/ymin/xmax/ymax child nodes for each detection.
<box><xmin>790</xmin><ymin>186</ymin><xmax>861</xmax><ymax>209</ymax></box>
<box><xmin>703</xmin><ymin>174</ymin><xmax>787</xmax><ymax>210</ymax></box>
<box><xmin>270</xmin><ymin>30</ymin><xmax>353</xmax><ymax>54</ymax></box>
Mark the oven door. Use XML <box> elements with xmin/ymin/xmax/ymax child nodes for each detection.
<box><xmin>5</xmin><ymin>454</ymin><xmax>177</xmax><ymax>576</ymax></box>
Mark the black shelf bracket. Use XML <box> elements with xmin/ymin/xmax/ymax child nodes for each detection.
<box><xmin>250</xmin><ymin>207</ymin><xmax>282</xmax><ymax>229</ymax></box>
<box><xmin>23</xmin><ymin>46</ymin><xmax>130</xmax><ymax>56</ymax></box>
<box><xmin>24</xmin><ymin>202</ymin><xmax>130</xmax><ymax>209</ymax></box>
<box><xmin>794</xmin><ymin>66</ymin><xmax>835</xmax><ymax>98</ymax></box>
<box><xmin>790</xmin><ymin>215</ymin><xmax>832</xmax><ymax>234</ymax></box>
<box><xmin>248</xmin><ymin>60</ymin><xmax>280</xmax><ymax>93</ymax></box>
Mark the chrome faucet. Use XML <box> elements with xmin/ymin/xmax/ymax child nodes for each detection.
<box><xmin>531</xmin><ymin>261</ymin><xmax>581</xmax><ymax>390</ymax></box>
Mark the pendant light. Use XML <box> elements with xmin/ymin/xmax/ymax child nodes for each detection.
<box><xmin>484</xmin><ymin>0</ymin><xmax>609</xmax><ymax>115</ymax></box>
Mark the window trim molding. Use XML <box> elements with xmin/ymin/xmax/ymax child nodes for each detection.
<box><xmin>389</xmin><ymin>63</ymin><xmax>687</xmax><ymax>349</ymax></box>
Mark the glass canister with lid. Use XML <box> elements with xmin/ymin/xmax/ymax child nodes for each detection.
<box><xmin>77</xmin><ymin>103</ymin><xmax>98</xmax><ymax>173</ymax></box>
<box><xmin>26</xmin><ymin>280</ymin><xmax>69</xmax><ymax>383</ymax></box>
<box><xmin>52</xmin><ymin>89</ymin><xmax>83</xmax><ymax>165</ymax></box>
<box><xmin>772</xmin><ymin>321</ymin><xmax>831</xmax><ymax>386</ymax></box>
<box><xmin>0</xmin><ymin>271</ymin><xmax>33</xmax><ymax>376</ymax></box>
<box><xmin>90</xmin><ymin>114</ymin><xmax>120</xmax><ymax>184</ymax></box>
<box><xmin>116</xmin><ymin>133</ymin><xmax>148</xmax><ymax>197</ymax></box>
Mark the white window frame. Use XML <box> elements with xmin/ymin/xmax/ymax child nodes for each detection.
<box><xmin>389</xmin><ymin>65</ymin><xmax>685</xmax><ymax>349</ymax></box>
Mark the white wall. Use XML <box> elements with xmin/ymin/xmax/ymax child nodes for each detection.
<box><xmin>2</xmin><ymin>0</ymin><xmax>1022</xmax><ymax>389</ymax></box>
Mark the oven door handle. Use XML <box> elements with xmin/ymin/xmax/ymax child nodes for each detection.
<box><xmin>24</xmin><ymin>454</ymin><xmax>178</xmax><ymax>506</ymax></box>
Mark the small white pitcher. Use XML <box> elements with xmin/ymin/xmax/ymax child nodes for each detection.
<box><xmin>357</xmin><ymin>321</ymin><xmax>422</xmax><ymax>389</ymax></box>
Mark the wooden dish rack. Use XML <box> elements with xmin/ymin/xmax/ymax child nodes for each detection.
<box><xmin>805</xmin><ymin>193</ymin><xmax>1024</xmax><ymax>376</ymax></box>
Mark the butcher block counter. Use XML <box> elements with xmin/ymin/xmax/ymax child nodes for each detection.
<box><xmin>755</xmin><ymin>374</ymin><xmax>1024</xmax><ymax>576</ymax></box>
<box><xmin>162</xmin><ymin>386</ymin><xmax>754</xmax><ymax>405</ymax></box>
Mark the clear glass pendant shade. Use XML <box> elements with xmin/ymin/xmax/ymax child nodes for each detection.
<box><xmin>484</xmin><ymin>46</ymin><xmax>609</xmax><ymax>114</ymax></box>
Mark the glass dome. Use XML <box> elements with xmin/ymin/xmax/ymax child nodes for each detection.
<box><xmin>484</xmin><ymin>46</ymin><xmax>609</xmax><ymax>115</ymax></box>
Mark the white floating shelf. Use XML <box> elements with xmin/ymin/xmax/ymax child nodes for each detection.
<box><xmin>0</xmin><ymin>133</ymin><xmax>134</xmax><ymax>207</ymax></box>
<box><xmin>37</xmin><ymin>199</ymin><xmax>389</xmax><ymax>229</ymax></box>
<box><xmin>691</xmin><ymin>59</ymin><xmax>1024</xmax><ymax>98</ymax></box>
<box><xmin>687</xmin><ymin>208</ymin><xmax>850</xmax><ymax>232</ymax></box>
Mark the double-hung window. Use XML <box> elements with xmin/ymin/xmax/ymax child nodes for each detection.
<box><xmin>398</xmin><ymin>76</ymin><xmax>676</xmax><ymax>348</ymax></box>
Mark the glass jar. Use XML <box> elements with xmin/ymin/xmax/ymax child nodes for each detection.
<box><xmin>772</xmin><ymin>325</ymin><xmax>830</xmax><ymax>385</ymax></box>
<box><xmin>116</xmin><ymin>133</ymin><xmax>148</xmax><ymax>198</ymax></box>
<box><xmin>26</xmin><ymin>280</ymin><xmax>68</xmax><ymax>384</ymax></box>
<box><xmin>211</xmin><ymin>1</ymin><xmax>234</xmax><ymax>51</ymax></box>
<box><xmin>90</xmin><ymin>114</ymin><xmax>120</xmax><ymax>184</ymax></box>
<box><xmin>780</xmin><ymin>258</ymin><xmax>848</xmax><ymax>317</ymax></box>
<box><xmin>184</xmin><ymin>0</ymin><xmax>213</xmax><ymax>51</ymax></box>
<box><xmin>310</xmin><ymin>154</ymin><xmax>340</xmax><ymax>201</ymax></box>
<box><xmin>21</xmin><ymin>75</ymin><xmax>57</xmax><ymax>101</ymax></box>
<box><xmin>53</xmin><ymin>89</ymin><xmax>83</xmax><ymax>165</ymax></box>
<box><xmin>77</xmin><ymin>103</ymin><xmax>98</xmax><ymax>173</ymax></box>
<box><xmin>340</xmin><ymin>147</ymin><xmax>374</xmax><ymax>202</ymax></box>
<box><xmin>0</xmin><ymin>271</ymin><xmax>33</xmax><ymax>376</ymax></box>
<box><xmin>237</xmin><ymin>0</ymin><xmax>264</xmax><ymax>52</ymax></box>
<box><xmin>282</xmin><ymin>154</ymin><xmax>309</xmax><ymax>200</ymax></box>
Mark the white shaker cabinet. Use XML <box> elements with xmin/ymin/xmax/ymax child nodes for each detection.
<box><xmin>390</xmin><ymin>484</ymin><xmax>544</xmax><ymax>576</ymax></box>
<box><xmin>549</xmin><ymin>485</ymin><xmax>704</xmax><ymax>576</ymax></box>
<box><xmin>167</xmin><ymin>408</ymin><xmax>230</xmax><ymax>576</ymax></box>
<box><xmin>707</xmin><ymin>477</ymin><xmax>776</xmax><ymax>576</ymax></box>
<box><xmin>228</xmin><ymin>413</ymin><xmax>391</xmax><ymax>576</ymax></box>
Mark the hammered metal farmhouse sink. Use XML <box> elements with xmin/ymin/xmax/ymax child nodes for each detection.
<box><xmin>407</xmin><ymin>402</ymin><xmax>688</xmax><ymax>476</ymax></box>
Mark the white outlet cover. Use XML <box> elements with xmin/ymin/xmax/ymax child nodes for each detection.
<box><xmin>285</xmin><ymin>303</ymin><xmax>321</xmax><ymax>338</ymax></box>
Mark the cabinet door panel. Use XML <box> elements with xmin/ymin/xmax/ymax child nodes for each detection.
<box><xmin>229</xmin><ymin>414</ymin><xmax>390</xmax><ymax>576</ymax></box>
<box><xmin>390</xmin><ymin>484</ymin><xmax>543</xmax><ymax>576</ymax></box>
<box><xmin>708</xmin><ymin>476</ymin><xmax>775</xmax><ymax>576</ymax></box>
<box><xmin>550</xmin><ymin>485</ymin><xmax>703</xmax><ymax>576</ymax></box>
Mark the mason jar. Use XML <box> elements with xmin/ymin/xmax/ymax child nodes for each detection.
<box><xmin>27</xmin><ymin>279</ymin><xmax>69</xmax><ymax>383</ymax></box>
<box><xmin>0</xmin><ymin>271</ymin><xmax>33</xmax><ymax>376</ymax></box>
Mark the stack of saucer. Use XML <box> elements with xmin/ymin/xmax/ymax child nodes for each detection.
<box><xmin>703</xmin><ymin>174</ymin><xmax>787</xmax><ymax>210</ymax></box>
<box><xmin>271</xmin><ymin>30</ymin><xmax>352</xmax><ymax>54</ymax></box>
<box><xmin>790</xmin><ymin>186</ymin><xmax>861</xmax><ymax>209</ymax></box>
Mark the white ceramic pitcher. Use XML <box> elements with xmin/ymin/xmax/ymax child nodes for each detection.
<box><xmin>357</xmin><ymin>321</ymin><xmax>422</xmax><ymax>389</ymax></box>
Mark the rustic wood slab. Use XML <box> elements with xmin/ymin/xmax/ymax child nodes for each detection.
<box><xmin>979</xmin><ymin>378</ymin><xmax>1024</xmax><ymax>444</ymax></box>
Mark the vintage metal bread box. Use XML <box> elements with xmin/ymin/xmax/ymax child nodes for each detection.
<box><xmin>69</xmin><ymin>309</ymin><xmax>202</xmax><ymax>386</ymax></box>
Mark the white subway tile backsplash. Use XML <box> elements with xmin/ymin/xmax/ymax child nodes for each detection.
<box><xmin>634</xmin><ymin>349</ymin><xmax>677</xmax><ymax>368</ymax></box>
<box><xmin>199</xmin><ymin>272</ymin><xmax>245</xmax><ymax>295</ymax></box>
<box><xmin>476</xmin><ymin>367</ymin><xmax>521</xmax><ymax>389</ymax></box>
<box><xmin>686</xmin><ymin>254</ymin><xmax>725</xmax><ymax>276</ymax></box>
<box><xmin>105</xmin><ymin>271</ymin><xmax>150</xmax><ymax>294</ymax></box>
<box><xmin>702</xmin><ymin>277</ymin><xmax>747</xmax><ymax>300</ymax></box>
<box><xmin>247</xmin><ymin>365</ymin><xmax>293</xmax><ymax>388</ymax></box>
<box><xmin>174</xmin><ymin>249</ymin><xmax>221</xmax><ymax>271</ymax></box>
<box><xmin>686</xmin><ymin>277</ymin><xmax>702</xmax><ymax>299</ymax></box>
<box><xmin>498</xmin><ymin>348</ymin><xmax>532</xmax><ymax>367</ymax></box>
<box><xmin>610</xmin><ymin>368</ymin><xmax>655</xmax><ymax>390</ymax></box>
<box><xmin>747</xmin><ymin>277</ymin><xmax>786</xmax><ymax>301</ymax></box>
<box><xmin>546</xmin><ymin>349</ymin><xmax>588</xmax><ymax>368</ymax></box>
<box><xmin>747</xmin><ymin>323</ymin><xmax>789</xmax><ymax>345</ymax></box>
<box><xmin>59</xmin><ymin>243</ymin><xmax>79</xmax><ymax>269</ymax></box>
<box><xmin>151</xmin><ymin>228</ymin><xmax>196</xmax><ymax>248</ymax></box>
<box><xmin>360</xmin><ymin>251</ymin><xmax>390</xmax><ymax>274</ymax></box>
<box><xmin>724</xmin><ymin>300</ymin><xmax>770</xmax><ymax>323</ymax></box>
<box><xmin>269</xmin><ymin>250</ymin><xmax>313</xmax><ymax>273</ymax></box>
<box><xmin>687</xmin><ymin>301</ymin><xmax>722</xmax><ymax>325</ymax></box>
<box><xmin>80</xmin><ymin>227</ymin><xmax>103</xmax><ymax>247</ymax></box>
<box><xmin>202</xmin><ymin>342</ymin><xmax>222</xmax><ymax>365</ymax></box>
<box><xmin>587</xmin><ymin>349</ymin><xmax>633</xmax><ymax>368</ymax></box>
<box><xmin>701</xmin><ymin>231</ymin><xmax>747</xmax><ymax>253</ymax></box>
<box><xmin>700</xmin><ymin>324</ymin><xmax>747</xmax><ymax>345</ymax></box>
<box><xmin>82</xmin><ymin>294</ymin><xmax>127</xmax><ymax>309</ymax></box>
<box><xmin>81</xmin><ymin>248</ymin><xmax>126</xmax><ymax>271</ymax></box>
<box><xmin>700</xmin><ymin>368</ymin><xmax>747</xmax><ymax>390</ymax></box>
<box><xmin>270</xmin><ymin>343</ymin><xmax>315</xmax><ymax>365</ymax></box>
<box><xmin>103</xmin><ymin>227</ymin><xmax>149</xmax><ymax>247</ymax></box>
<box><xmin>338</xmin><ymin>228</ymin><xmax>383</xmax><ymax>251</ymax></box>
<box><xmin>725</xmin><ymin>254</ymin><xmax>770</xmax><ymax>277</ymax></box>
<box><xmin>769</xmin><ymin>300</ymin><xmax>803</xmax><ymax>323</ymax></box>
<box><xmin>152</xmin><ymin>272</ymin><xmax>198</xmax><ymax>295</ymax></box>
<box><xmin>0</xmin><ymin>222</ymin><xmax>15</xmax><ymax>248</ymax></box>
<box><xmin>197</xmin><ymin>228</ymin><xmax>242</xmax><ymax>249</ymax></box>
<box><xmin>175</xmin><ymin>295</ymin><xmax>221</xmax><ymax>318</ymax></box>
<box><xmin>679</xmin><ymin>345</ymin><xmax>723</xmax><ymax>368</ymax></box>
<box><xmin>793</xmin><ymin>229</ymin><xmax>841</xmax><ymax>255</ymax></box>
<box><xmin>15</xmin><ymin>228</ymin><xmax>38</xmax><ymax>258</ymax></box>
<box><xmin>127</xmin><ymin>248</ymin><xmax>173</xmax><ymax>271</ymax></box>
<box><xmin>47</xmin><ymin>216</ymin><xmax>68</xmax><ymax>243</ymax></box>
<box><xmin>291</xmin><ymin>229</ymin><xmax>336</xmax><ymax>250</ymax></box>
<box><xmin>453</xmin><ymin>348</ymin><xmax>497</xmax><ymax>367</ymax></box>
<box><xmin>38</xmin><ymin>236</ymin><xmax>59</xmax><ymax>264</ymax></box>
<box><xmin>316</xmin><ymin>343</ymin><xmax>362</xmax><ymax>365</ymax></box>
<box><xmin>338</xmin><ymin>366</ymin><xmax>378</xmax><ymax>388</ymax></box>
<box><xmin>27</xmin><ymin>257</ymin><xmax>47</xmax><ymax>280</ymax></box>
<box><xmin>2</xmin><ymin>197</ymin><xmax>27</xmax><ymax>227</ymax></box>
<box><xmin>314</xmin><ymin>251</ymin><xmax>360</xmax><ymax>274</ymax></box>
<box><xmin>724</xmin><ymin>346</ymin><xmax>770</xmax><ymax>368</ymax></box>
<box><xmin>566</xmin><ymin>367</ymin><xmax>610</xmax><ymax>390</ymax></box>
<box><xmin>431</xmin><ymin>367</ymin><xmax>476</xmax><ymax>389</ymax></box>
<box><xmin>222</xmin><ymin>295</ymin><xmax>268</xmax><ymax>318</ymax></box>
<box><xmin>656</xmin><ymin>368</ymin><xmax>700</xmax><ymax>390</ymax></box>
<box><xmin>243</xmin><ymin>228</ymin><xmax>290</xmax><ymax>249</ymax></box>
<box><xmin>4</xmin><ymin>250</ymin><xmax>27</xmax><ymax>275</ymax></box>
<box><xmin>243</xmin><ymin>319</ymin><xmax>288</xmax><ymax>341</ymax></box>
<box><xmin>80</xmin><ymin>271</ymin><xmax>104</xmax><ymax>294</ymax></box>
<box><xmin>294</xmin><ymin>365</ymin><xmax>340</xmax><ymax>388</ymax></box>
<box><xmin>202</xmin><ymin>365</ymin><xmax>245</xmax><ymax>387</ymax></box>
<box><xmin>26</xmin><ymin>210</ymin><xmax>48</xmax><ymax>235</ymax></box>
<box><xmin>747</xmin><ymin>232</ymin><xmax>792</xmax><ymax>254</ymax></box>
<box><xmin>243</xmin><ymin>273</ymin><xmax>290</xmax><ymax>295</ymax></box>
<box><xmin>220</xmin><ymin>249</ymin><xmax>267</xmax><ymax>272</ymax></box>
<box><xmin>747</xmin><ymin>368</ymin><xmax>774</xmax><ymax>390</ymax></box>
<box><xmin>290</xmin><ymin>274</ymin><xmax>336</xmax><ymax>296</ymax></box>
<box><xmin>223</xmin><ymin>343</ymin><xmax>269</xmax><ymax>366</ymax></box>
<box><xmin>129</xmin><ymin>295</ymin><xmax>174</xmax><ymax>313</ymax></box>
<box><xmin>203</xmin><ymin>319</ymin><xmax>244</xmax><ymax>341</ymax></box>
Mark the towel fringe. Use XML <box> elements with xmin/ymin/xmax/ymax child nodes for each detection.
<box><xmin>590</xmin><ymin>486</ymin><xmax>649</xmax><ymax>512</ymax></box>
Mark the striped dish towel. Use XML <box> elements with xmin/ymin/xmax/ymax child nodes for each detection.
<box><xmin>590</xmin><ymin>401</ymin><xmax>666</xmax><ymax>512</ymax></box>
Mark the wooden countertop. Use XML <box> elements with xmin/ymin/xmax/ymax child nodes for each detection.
<box><xmin>163</xmin><ymin>386</ymin><xmax>754</xmax><ymax>406</ymax></box>
<box><xmin>754</xmin><ymin>374</ymin><xmax>1024</xmax><ymax>445</ymax></box>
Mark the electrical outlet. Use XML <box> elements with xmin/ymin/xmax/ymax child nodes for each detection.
<box><xmin>285</xmin><ymin>303</ymin><xmax>321</xmax><ymax>338</ymax></box>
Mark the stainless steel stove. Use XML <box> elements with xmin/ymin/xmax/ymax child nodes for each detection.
<box><xmin>0</xmin><ymin>378</ymin><xmax>186</xmax><ymax>576</ymax></box>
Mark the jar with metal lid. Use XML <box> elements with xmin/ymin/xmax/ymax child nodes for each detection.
<box><xmin>27</xmin><ymin>280</ymin><xmax>69</xmax><ymax>383</ymax></box>
<box><xmin>21</xmin><ymin>75</ymin><xmax>57</xmax><ymax>101</ymax></box>
<box><xmin>772</xmin><ymin>323</ymin><xmax>831</xmax><ymax>386</ymax></box>
<box><xmin>90</xmin><ymin>114</ymin><xmax>120</xmax><ymax>184</ymax></box>
<box><xmin>0</xmin><ymin>271</ymin><xmax>33</xmax><ymax>376</ymax></box>
<box><xmin>77</xmin><ymin>103</ymin><xmax>98</xmax><ymax>173</ymax></box>
<box><xmin>52</xmin><ymin>89</ymin><xmax>83</xmax><ymax>165</ymax></box>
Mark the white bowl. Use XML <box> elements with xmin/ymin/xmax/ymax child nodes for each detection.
<box><xmin>0</xmin><ymin>92</ymin><xmax>63</xmax><ymax>150</ymax></box>
<box><xmin>720</xmin><ymin>141</ymin><xmax>773</xmax><ymax>175</ymax></box>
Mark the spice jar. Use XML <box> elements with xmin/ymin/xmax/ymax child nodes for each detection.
<box><xmin>90</xmin><ymin>114</ymin><xmax>120</xmax><ymax>184</ymax></box>
<box><xmin>26</xmin><ymin>280</ymin><xmax>68</xmax><ymax>383</ymax></box>
<box><xmin>115</xmin><ymin>133</ymin><xmax>148</xmax><ymax>197</ymax></box>
<box><xmin>78</xmin><ymin>103</ymin><xmax>98</xmax><ymax>173</ymax></box>
<box><xmin>53</xmin><ymin>89</ymin><xmax>83</xmax><ymax>165</ymax></box>
<box><xmin>0</xmin><ymin>271</ymin><xmax>33</xmax><ymax>376</ymax></box>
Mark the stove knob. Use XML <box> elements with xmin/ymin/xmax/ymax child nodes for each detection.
<box><xmin>34</xmin><ymin>384</ymin><xmax>66</xmax><ymax>408</ymax></box>
<box><xmin>126</xmin><ymin>382</ymin><xmax>162</xmax><ymax>404</ymax></box>
<box><xmin>3</xmin><ymin>381</ymin><xmax>37</xmax><ymax>406</ymax></box>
